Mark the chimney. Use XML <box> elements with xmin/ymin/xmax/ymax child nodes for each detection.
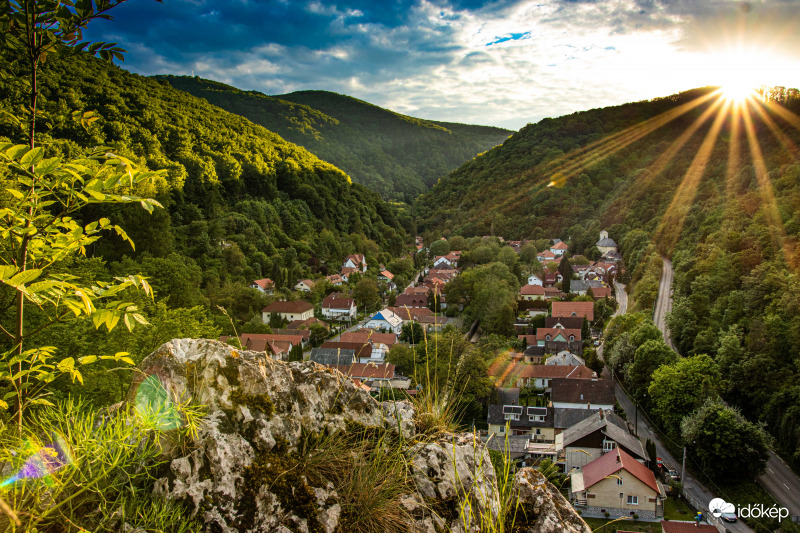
<box><xmin>616</xmin><ymin>453</ymin><xmax>620</xmax><ymax>463</ymax></box>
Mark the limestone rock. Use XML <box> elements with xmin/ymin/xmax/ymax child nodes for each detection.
<box><xmin>511</xmin><ymin>468</ymin><xmax>593</xmax><ymax>533</ymax></box>
<box><xmin>128</xmin><ymin>339</ymin><xmax>590</xmax><ymax>533</ymax></box>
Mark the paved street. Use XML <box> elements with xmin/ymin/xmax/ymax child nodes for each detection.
<box><xmin>613</xmin><ymin>280</ymin><xmax>628</xmax><ymax>316</ymax></box>
<box><xmin>613</xmin><ymin>380</ymin><xmax>755</xmax><ymax>533</ymax></box>
<box><xmin>653</xmin><ymin>257</ymin><xmax>676</xmax><ymax>351</ymax></box>
<box><xmin>759</xmin><ymin>451</ymin><xmax>800</xmax><ymax>520</ymax></box>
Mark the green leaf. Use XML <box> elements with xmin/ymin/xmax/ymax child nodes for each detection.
<box><xmin>5</xmin><ymin>188</ymin><xmax>24</xmax><ymax>199</ymax></box>
<box><xmin>34</xmin><ymin>156</ymin><xmax>60</xmax><ymax>175</ymax></box>
<box><xmin>8</xmin><ymin>268</ymin><xmax>43</xmax><ymax>287</ymax></box>
<box><xmin>78</xmin><ymin>355</ymin><xmax>97</xmax><ymax>365</ymax></box>
<box><xmin>19</xmin><ymin>146</ymin><xmax>45</xmax><ymax>167</ymax></box>
<box><xmin>5</xmin><ymin>144</ymin><xmax>28</xmax><ymax>159</ymax></box>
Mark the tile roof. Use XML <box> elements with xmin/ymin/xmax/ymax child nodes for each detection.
<box><xmin>544</xmin><ymin>316</ymin><xmax>584</xmax><ymax>330</ymax></box>
<box><xmin>370</xmin><ymin>309</ymin><xmax>403</xmax><ymax>328</ymax></box>
<box><xmin>552</xmin><ymin>241</ymin><xmax>569</xmax><ymax>250</ymax></box>
<box><xmin>238</xmin><ymin>333</ymin><xmax>304</xmax><ymax>352</ymax></box>
<box><xmin>553</xmin><ymin>407</ymin><xmax>597</xmax><ymax>429</ymax></box>
<box><xmin>272</xmin><ymin>328</ymin><xmax>312</xmax><ymax>341</ymax></box>
<box><xmin>551</xmin><ymin>378</ymin><xmax>614</xmax><ymax>405</ymax></box>
<box><xmin>535</xmin><ymin>328</ymin><xmax>582</xmax><ymax>342</ymax></box>
<box><xmin>262</xmin><ymin>300</ymin><xmax>314</xmax><ymax>314</ymax></box>
<box><xmin>520</xmin><ymin>284</ymin><xmax>546</xmax><ymax>296</ymax></box>
<box><xmin>592</xmin><ymin>287</ymin><xmax>613</xmax><ymax>299</ymax></box>
<box><xmin>559</xmin><ymin>410</ymin><xmax>644</xmax><ymax>461</ymax></box>
<box><xmin>321</xmin><ymin>341</ymin><xmax>372</xmax><ymax>360</ymax></box>
<box><xmin>322</xmin><ymin>295</ymin><xmax>355</xmax><ymax>309</ymax></box>
<box><xmin>582</xmin><ymin>447</ymin><xmax>658</xmax><ymax>493</ymax></box>
<box><xmin>387</xmin><ymin>306</ymin><xmax>433</xmax><ymax>321</ymax></box>
<box><xmin>395</xmin><ymin>293</ymin><xmax>429</xmax><ymax>307</ymax></box>
<box><xmin>510</xmin><ymin>365</ymin><xmax>595</xmax><ymax>380</ymax></box>
<box><xmin>379</xmin><ymin>270</ymin><xmax>395</xmax><ymax>280</ymax></box>
<box><xmin>310</xmin><ymin>348</ymin><xmax>356</xmax><ymax>366</ymax></box>
<box><xmin>341</xmin><ymin>330</ymin><xmax>397</xmax><ymax>346</ymax></box>
<box><xmin>551</xmin><ymin>301</ymin><xmax>595</xmax><ymax>321</ymax></box>
<box><xmin>251</xmin><ymin>278</ymin><xmax>274</xmax><ymax>290</ymax></box>
<box><xmin>332</xmin><ymin>363</ymin><xmax>395</xmax><ymax>380</ymax></box>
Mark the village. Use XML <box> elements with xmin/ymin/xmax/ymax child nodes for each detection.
<box><xmin>212</xmin><ymin>228</ymin><xmax>733</xmax><ymax>532</ymax></box>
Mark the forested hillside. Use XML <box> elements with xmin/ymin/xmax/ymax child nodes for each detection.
<box><xmin>159</xmin><ymin>76</ymin><xmax>511</xmax><ymax>202</ymax></box>
<box><xmin>415</xmin><ymin>86</ymin><xmax>800</xmax><ymax>469</ymax></box>
<box><xmin>0</xmin><ymin>49</ymin><xmax>410</xmax><ymax>402</ymax></box>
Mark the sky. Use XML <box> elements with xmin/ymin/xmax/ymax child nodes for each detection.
<box><xmin>84</xmin><ymin>0</ymin><xmax>800</xmax><ymax>130</ymax></box>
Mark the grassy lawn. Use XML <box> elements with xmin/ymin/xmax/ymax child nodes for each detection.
<box><xmin>583</xmin><ymin>517</ymin><xmax>662</xmax><ymax>532</ymax></box>
<box><xmin>663</xmin><ymin>495</ymin><xmax>694</xmax><ymax>521</ymax></box>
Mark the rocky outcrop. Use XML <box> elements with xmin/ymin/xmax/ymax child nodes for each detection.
<box><xmin>129</xmin><ymin>339</ymin><xmax>592</xmax><ymax>533</ymax></box>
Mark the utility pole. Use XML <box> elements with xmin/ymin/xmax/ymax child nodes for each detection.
<box><xmin>634</xmin><ymin>400</ymin><xmax>638</xmax><ymax>437</ymax></box>
<box><xmin>681</xmin><ymin>446</ymin><xmax>686</xmax><ymax>485</ymax></box>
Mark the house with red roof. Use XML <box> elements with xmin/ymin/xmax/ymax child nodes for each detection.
<box><xmin>261</xmin><ymin>300</ymin><xmax>315</xmax><ymax>323</ymax></box>
<box><xmin>519</xmin><ymin>284</ymin><xmax>546</xmax><ymax>301</ymax></box>
<box><xmin>343</xmin><ymin>254</ymin><xmax>367</xmax><ymax>273</ymax></box>
<box><xmin>321</xmin><ymin>295</ymin><xmax>356</xmax><ymax>321</ymax></box>
<box><xmin>550</xmin><ymin>241</ymin><xmax>569</xmax><ymax>256</ymax></box>
<box><xmin>250</xmin><ymin>278</ymin><xmax>274</xmax><ymax>295</ymax></box>
<box><xmin>552</xmin><ymin>301</ymin><xmax>595</xmax><ymax>322</ymax></box>
<box><xmin>570</xmin><ymin>447</ymin><xmax>664</xmax><ymax>520</ymax></box>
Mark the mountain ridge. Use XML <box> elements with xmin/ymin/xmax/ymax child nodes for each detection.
<box><xmin>157</xmin><ymin>75</ymin><xmax>512</xmax><ymax>202</ymax></box>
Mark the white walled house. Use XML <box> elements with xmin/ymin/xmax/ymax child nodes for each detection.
<box><xmin>365</xmin><ymin>309</ymin><xmax>403</xmax><ymax>334</ymax></box>
<box><xmin>321</xmin><ymin>295</ymin><xmax>356</xmax><ymax>321</ymax></box>
<box><xmin>527</xmin><ymin>274</ymin><xmax>543</xmax><ymax>286</ymax></box>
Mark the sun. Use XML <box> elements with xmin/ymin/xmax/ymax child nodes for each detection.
<box><xmin>721</xmin><ymin>80</ymin><xmax>756</xmax><ymax>103</ymax></box>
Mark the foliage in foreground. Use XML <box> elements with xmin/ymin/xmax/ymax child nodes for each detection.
<box><xmin>0</xmin><ymin>399</ymin><xmax>201</xmax><ymax>532</ymax></box>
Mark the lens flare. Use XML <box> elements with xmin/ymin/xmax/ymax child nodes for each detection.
<box><xmin>0</xmin><ymin>434</ymin><xmax>71</xmax><ymax>489</ymax></box>
<box><xmin>133</xmin><ymin>374</ymin><xmax>182</xmax><ymax>431</ymax></box>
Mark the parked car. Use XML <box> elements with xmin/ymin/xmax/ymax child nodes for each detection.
<box><xmin>668</xmin><ymin>469</ymin><xmax>681</xmax><ymax>482</ymax></box>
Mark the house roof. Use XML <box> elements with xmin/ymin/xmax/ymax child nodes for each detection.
<box><xmin>510</xmin><ymin>365</ymin><xmax>594</xmax><ymax>380</ymax></box>
<box><xmin>370</xmin><ymin>309</ymin><xmax>403</xmax><ymax>328</ymax></box>
<box><xmin>340</xmin><ymin>266</ymin><xmax>358</xmax><ymax>276</ymax></box>
<box><xmin>551</xmin><ymin>378</ymin><xmax>614</xmax><ymax>405</ymax></box>
<box><xmin>326</xmin><ymin>274</ymin><xmax>344</xmax><ymax>284</ymax></box>
<box><xmin>545</xmin><ymin>351</ymin><xmax>585</xmax><ymax>366</ymax></box>
<box><xmin>592</xmin><ymin>287</ymin><xmax>613</xmax><ymax>299</ymax></box>
<box><xmin>582</xmin><ymin>447</ymin><xmax>658</xmax><ymax>493</ymax></box>
<box><xmin>341</xmin><ymin>330</ymin><xmax>397</xmax><ymax>346</ymax></box>
<box><xmin>388</xmin><ymin>306</ymin><xmax>433</xmax><ymax>322</ymax></box>
<box><xmin>332</xmin><ymin>363</ymin><xmax>395</xmax><ymax>380</ymax></box>
<box><xmin>296</xmin><ymin>279</ymin><xmax>315</xmax><ymax>288</ymax></box>
<box><xmin>272</xmin><ymin>328</ymin><xmax>312</xmax><ymax>341</ymax></box>
<box><xmin>570</xmin><ymin>280</ymin><xmax>589</xmax><ymax>293</ymax></box>
<box><xmin>404</xmin><ymin>286</ymin><xmax>429</xmax><ymax>295</ymax></box>
<box><xmin>538</xmin><ymin>250</ymin><xmax>557</xmax><ymax>259</ymax></box>
<box><xmin>560</xmin><ymin>411</ymin><xmax>646</xmax><ymax>463</ymax></box>
<box><xmin>395</xmin><ymin>293</ymin><xmax>428</xmax><ymax>307</ymax></box>
<box><xmin>322</xmin><ymin>295</ymin><xmax>355</xmax><ymax>310</ymax></box>
<box><xmin>346</xmin><ymin>254</ymin><xmax>366</xmax><ymax>265</ymax></box>
<box><xmin>520</xmin><ymin>284</ymin><xmax>546</xmax><ymax>296</ymax></box>
<box><xmin>543</xmin><ymin>288</ymin><xmax>565</xmax><ymax>299</ymax></box>
<box><xmin>237</xmin><ymin>333</ymin><xmax>304</xmax><ymax>353</ymax></box>
<box><xmin>310</xmin><ymin>348</ymin><xmax>356</xmax><ymax>366</ymax></box>
<box><xmin>552</xmin><ymin>241</ymin><xmax>569</xmax><ymax>250</ymax></box>
<box><xmin>487</xmin><ymin>404</ymin><xmax>554</xmax><ymax>428</ymax></box>
<box><xmin>535</xmin><ymin>328</ymin><xmax>582</xmax><ymax>342</ymax></box>
<box><xmin>286</xmin><ymin>317</ymin><xmax>329</xmax><ymax>329</ymax></box>
<box><xmin>321</xmin><ymin>341</ymin><xmax>372</xmax><ymax>360</ymax></box>
<box><xmin>544</xmin><ymin>316</ymin><xmax>584</xmax><ymax>330</ymax></box>
<box><xmin>596</xmin><ymin>236</ymin><xmax>618</xmax><ymax>247</ymax></box>
<box><xmin>660</xmin><ymin>522</ymin><xmax>718</xmax><ymax>533</ymax></box>
<box><xmin>251</xmin><ymin>278</ymin><xmax>274</xmax><ymax>290</ymax></box>
<box><xmin>551</xmin><ymin>301</ymin><xmax>595</xmax><ymax>321</ymax></box>
<box><xmin>262</xmin><ymin>300</ymin><xmax>314</xmax><ymax>314</ymax></box>
<box><xmin>553</xmin><ymin>407</ymin><xmax>597</xmax><ymax>429</ymax></box>
<box><xmin>379</xmin><ymin>270</ymin><xmax>395</xmax><ymax>280</ymax></box>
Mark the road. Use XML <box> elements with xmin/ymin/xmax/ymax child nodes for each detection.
<box><xmin>613</xmin><ymin>280</ymin><xmax>628</xmax><ymax>316</ymax></box>
<box><xmin>653</xmin><ymin>257</ymin><xmax>677</xmax><ymax>351</ymax></box>
<box><xmin>613</xmin><ymin>380</ymin><xmax>755</xmax><ymax>533</ymax></box>
<box><xmin>758</xmin><ymin>451</ymin><xmax>800</xmax><ymax>520</ymax></box>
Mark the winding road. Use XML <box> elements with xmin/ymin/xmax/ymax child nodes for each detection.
<box><xmin>653</xmin><ymin>258</ymin><xmax>676</xmax><ymax>351</ymax></box>
<box><xmin>652</xmin><ymin>256</ymin><xmax>800</xmax><ymax>525</ymax></box>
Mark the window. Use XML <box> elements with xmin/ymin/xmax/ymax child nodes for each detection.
<box><xmin>603</xmin><ymin>440</ymin><xmax>616</xmax><ymax>452</ymax></box>
<box><xmin>569</xmin><ymin>335</ymin><xmax>575</xmax><ymax>342</ymax></box>
<box><xmin>529</xmin><ymin>415</ymin><xmax>545</xmax><ymax>422</ymax></box>
<box><xmin>546</xmin><ymin>334</ymin><xmax>551</xmax><ymax>341</ymax></box>
<box><xmin>627</xmin><ymin>496</ymin><xmax>638</xmax><ymax>505</ymax></box>
<box><xmin>617</xmin><ymin>477</ymin><xmax>623</xmax><ymax>486</ymax></box>
<box><xmin>498</xmin><ymin>425</ymin><xmax>504</xmax><ymax>434</ymax></box>
<box><xmin>534</xmin><ymin>428</ymin><xmax>542</xmax><ymax>435</ymax></box>
<box><xmin>504</xmin><ymin>413</ymin><xmax>520</xmax><ymax>421</ymax></box>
